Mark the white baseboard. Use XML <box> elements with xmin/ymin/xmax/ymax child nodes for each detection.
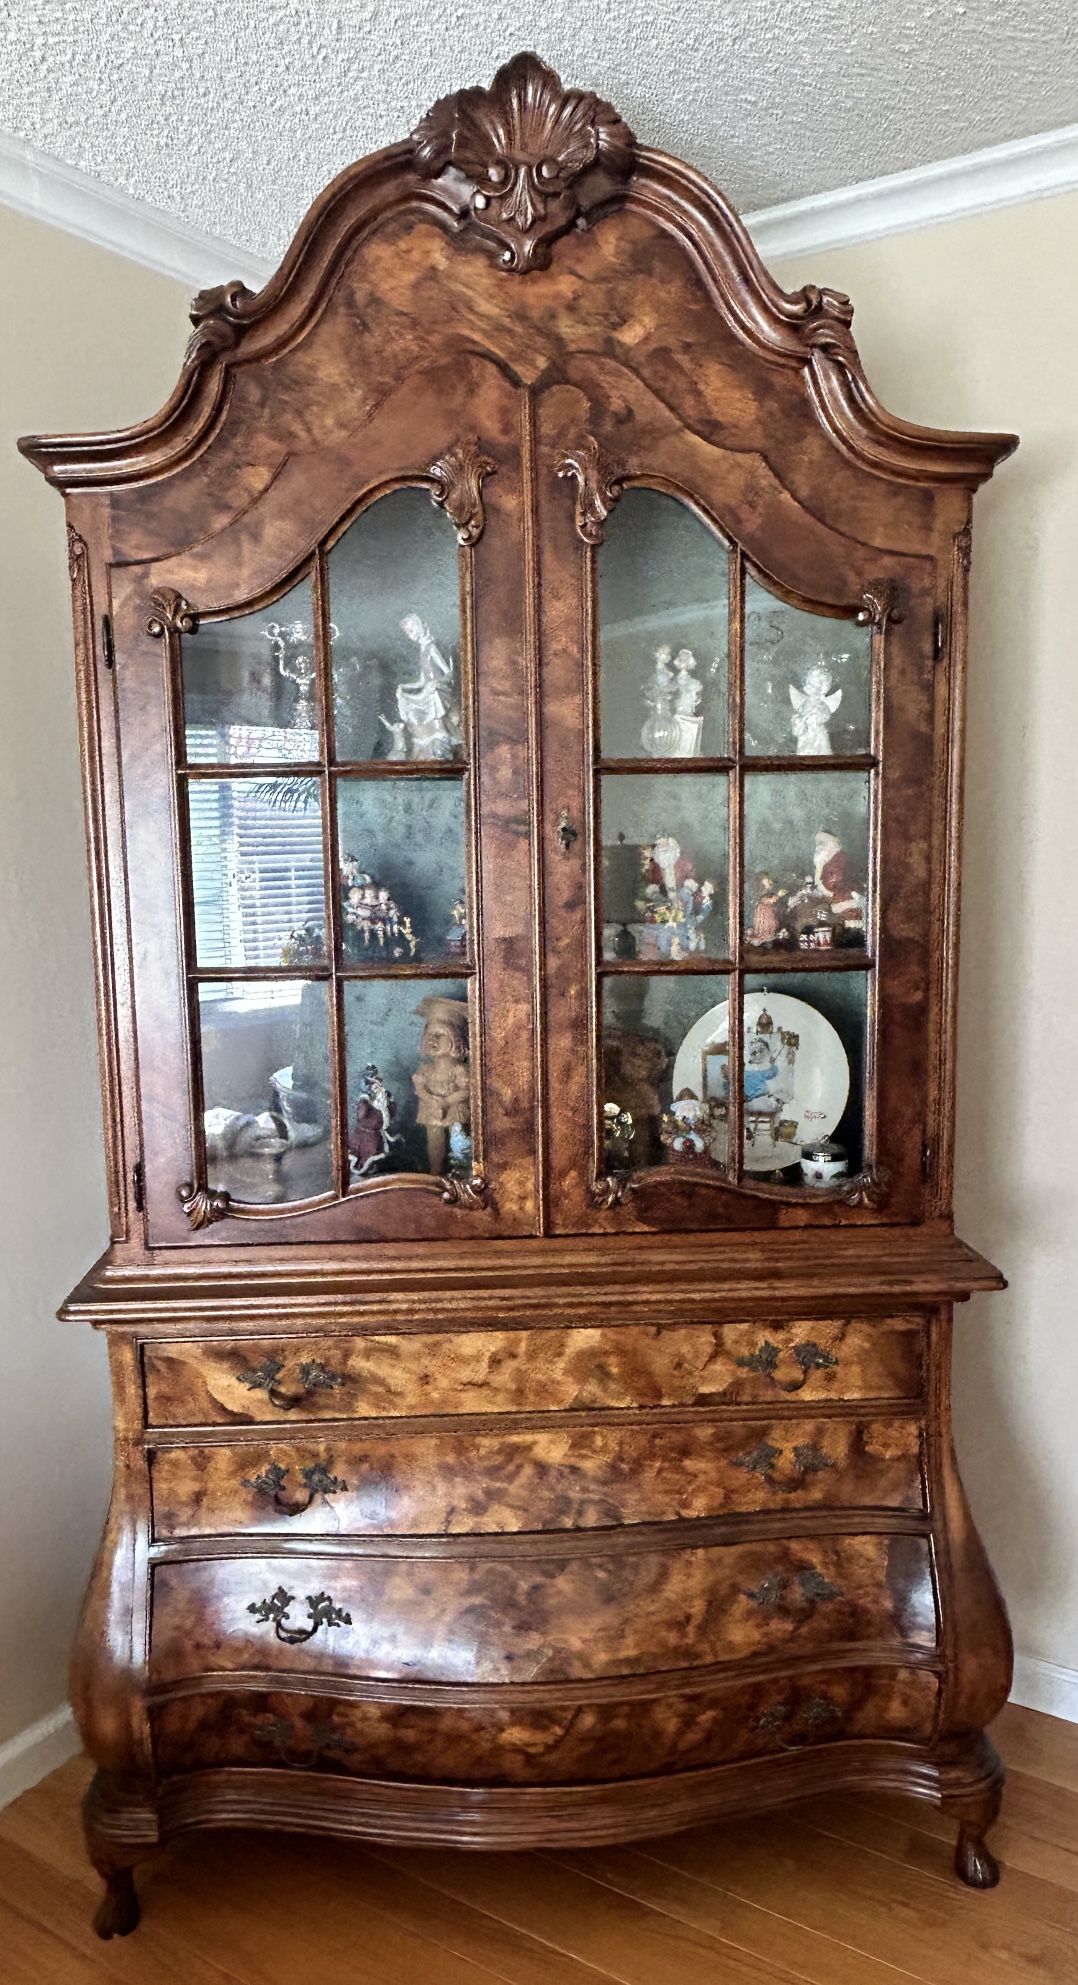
<box><xmin>1010</xmin><ymin>1655</ymin><xmax>1078</xmax><ymax>1725</ymax></box>
<box><xmin>0</xmin><ymin>1704</ymin><xmax>78</xmax><ymax>1811</ymax></box>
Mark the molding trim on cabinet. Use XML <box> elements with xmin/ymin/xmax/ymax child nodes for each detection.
<box><xmin>4</xmin><ymin>119</ymin><xmax>1078</xmax><ymax>296</ymax></box>
<box><xmin>1010</xmin><ymin>1654</ymin><xmax>1078</xmax><ymax>1726</ymax></box>
<box><xmin>0</xmin><ymin>1703</ymin><xmax>78</xmax><ymax>1812</ymax></box>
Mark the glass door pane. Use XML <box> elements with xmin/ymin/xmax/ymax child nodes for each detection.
<box><xmin>598</xmin><ymin>489</ymin><xmax>729</xmax><ymax>761</ymax></box>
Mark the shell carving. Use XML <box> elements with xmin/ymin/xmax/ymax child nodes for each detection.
<box><xmin>412</xmin><ymin>51</ymin><xmax>635</xmax><ymax>272</ymax></box>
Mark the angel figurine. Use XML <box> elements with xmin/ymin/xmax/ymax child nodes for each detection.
<box><xmin>789</xmin><ymin>662</ymin><xmax>843</xmax><ymax>755</ymax></box>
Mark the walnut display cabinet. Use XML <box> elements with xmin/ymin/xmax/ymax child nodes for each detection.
<box><xmin>21</xmin><ymin>52</ymin><xmax>1017</xmax><ymax>1938</ymax></box>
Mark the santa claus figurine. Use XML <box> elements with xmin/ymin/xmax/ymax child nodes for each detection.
<box><xmin>812</xmin><ymin>830</ymin><xmax>864</xmax><ymax>925</ymax></box>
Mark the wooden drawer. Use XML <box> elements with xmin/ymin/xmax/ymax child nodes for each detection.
<box><xmin>142</xmin><ymin>1316</ymin><xmax>925</xmax><ymax>1426</ymax></box>
<box><xmin>151</xmin><ymin>1665</ymin><xmax>940</xmax><ymax>1784</ymax></box>
<box><xmin>149</xmin><ymin>1534</ymin><xmax>936</xmax><ymax>1687</ymax></box>
<box><xmin>150</xmin><ymin>1414</ymin><xmax>925</xmax><ymax>1539</ymax></box>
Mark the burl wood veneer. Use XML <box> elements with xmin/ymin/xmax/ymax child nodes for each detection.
<box><xmin>20</xmin><ymin>51</ymin><xmax>1015</xmax><ymax>1938</ymax></box>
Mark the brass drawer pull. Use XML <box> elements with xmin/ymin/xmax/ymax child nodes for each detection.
<box><xmin>235</xmin><ymin>1356</ymin><xmax>344</xmax><ymax>1411</ymax></box>
<box><xmin>753</xmin><ymin>1695</ymin><xmax>844</xmax><ymax>1747</ymax></box>
<box><xmin>732</xmin><ymin>1439</ymin><xmax>835</xmax><ymax>1490</ymax></box>
<box><xmin>744</xmin><ymin>1567</ymin><xmax>841</xmax><ymax>1612</ymax></box>
<box><xmin>251</xmin><ymin>1717</ymin><xmax>348</xmax><ymax>1769</ymax></box>
<box><xmin>735</xmin><ymin>1339</ymin><xmax>839</xmax><ymax>1392</ymax></box>
<box><xmin>242</xmin><ymin>1461</ymin><xmax>348</xmax><ymax>1516</ymax></box>
<box><xmin>247</xmin><ymin>1585</ymin><xmax>352</xmax><ymax>1644</ymax></box>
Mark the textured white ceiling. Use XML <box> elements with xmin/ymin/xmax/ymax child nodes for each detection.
<box><xmin>2</xmin><ymin>0</ymin><xmax>1076</xmax><ymax>259</ymax></box>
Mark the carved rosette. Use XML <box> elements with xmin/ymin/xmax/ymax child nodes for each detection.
<box><xmin>412</xmin><ymin>51</ymin><xmax>635</xmax><ymax>272</ymax></box>
<box><xmin>838</xmin><ymin>1165</ymin><xmax>891</xmax><ymax>1210</ymax></box>
<box><xmin>429</xmin><ymin>438</ymin><xmax>497</xmax><ymax>545</ymax></box>
<box><xmin>146</xmin><ymin>590</ymin><xmax>199</xmax><ymax>639</ymax></box>
<box><xmin>857</xmin><ymin>582</ymin><xmax>905</xmax><ymax>628</ymax></box>
<box><xmin>556</xmin><ymin>436</ymin><xmax>627</xmax><ymax>544</ymax></box>
<box><xmin>441</xmin><ymin>1173</ymin><xmax>490</xmax><ymax>1210</ymax></box>
<box><xmin>183</xmin><ymin>278</ymin><xmax>258</xmax><ymax>369</ymax></box>
<box><xmin>177</xmin><ymin>1181</ymin><xmax>231</xmax><ymax>1229</ymax></box>
<box><xmin>591</xmin><ymin>1173</ymin><xmax>633</xmax><ymax>1209</ymax></box>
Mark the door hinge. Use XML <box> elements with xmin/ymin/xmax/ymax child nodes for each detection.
<box><xmin>932</xmin><ymin>610</ymin><xmax>946</xmax><ymax>662</ymax></box>
<box><xmin>101</xmin><ymin>612</ymin><xmax>115</xmax><ymax>671</ymax></box>
<box><xmin>131</xmin><ymin>1158</ymin><xmax>144</xmax><ymax>1213</ymax></box>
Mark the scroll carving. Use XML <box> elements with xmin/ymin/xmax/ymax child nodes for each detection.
<box><xmin>556</xmin><ymin>436</ymin><xmax>627</xmax><ymax>544</ymax></box>
<box><xmin>839</xmin><ymin>1165</ymin><xmax>891</xmax><ymax>1209</ymax></box>
<box><xmin>429</xmin><ymin>438</ymin><xmax>497</xmax><ymax>545</ymax></box>
<box><xmin>66</xmin><ymin>524</ymin><xmax>87</xmax><ymax>581</ymax></box>
<box><xmin>184</xmin><ymin>278</ymin><xmax>258</xmax><ymax>368</ymax></box>
<box><xmin>412</xmin><ymin>51</ymin><xmax>635</xmax><ymax>272</ymax></box>
<box><xmin>857</xmin><ymin>582</ymin><xmax>905</xmax><ymax>628</ymax></box>
<box><xmin>146</xmin><ymin>590</ymin><xmax>199</xmax><ymax>639</ymax></box>
<box><xmin>177</xmin><ymin>1180</ymin><xmax>231</xmax><ymax>1229</ymax></box>
<box><xmin>785</xmin><ymin>283</ymin><xmax>857</xmax><ymax>359</ymax></box>
<box><xmin>441</xmin><ymin>1173</ymin><xmax>490</xmax><ymax>1210</ymax></box>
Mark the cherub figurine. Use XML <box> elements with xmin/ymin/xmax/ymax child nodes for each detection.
<box><xmin>412</xmin><ymin>994</ymin><xmax>471</xmax><ymax>1176</ymax></box>
<box><xmin>789</xmin><ymin>661</ymin><xmax>843</xmax><ymax>755</ymax></box>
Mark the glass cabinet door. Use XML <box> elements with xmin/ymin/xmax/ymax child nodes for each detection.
<box><xmin>128</xmin><ymin>437</ymin><xmax>536</xmax><ymax>1242</ymax></box>
<box><xmin>544</xmin><ymin>448</ymin><xmax>899</xmax><ymax>1228</ymax></box>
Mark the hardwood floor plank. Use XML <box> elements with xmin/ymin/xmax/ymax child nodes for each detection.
<box><xmin>639</xmin><ymin>1813</ymin><xmax>1078</xmax><ymax>1985</ymax></box>
<box><xmin>337</xmin><ymin>1842</ymin><xmax>625</xmax><ymax>1985</ymax></box>
<box><xmin>993</xmin><ymin>1706</ymin><xmax>1078</xmax><ymax>1795</ymax></box>
<box><xmin>0</xmin><ymin>1756</ymin><xmax>98</xmax><ymax>1891</ymax></box>
<box><xmin>0</xmin><ymin>1893</ymin><xmax>110</xmax><ymax>1985</ymax></box>
<box><xmin>547</xmin><ymin>1842</ymin><xmax>925</xmax><ymax>1985</ymax></box>
<box><xmin>808</xmin><ymin>1783</ymin><xmax>1078</xmax><ymax>1896</ymax></box>
<box><xmin>369</xmin><ymin>1846</ymin><xmax>813</xmax><ymax>1985</ymax></box>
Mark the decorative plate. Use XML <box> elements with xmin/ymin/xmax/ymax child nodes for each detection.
<box><xmin>671</xmin><ymin>990</ymin><xmax>850</xmax><ymax>1172</ymax></box>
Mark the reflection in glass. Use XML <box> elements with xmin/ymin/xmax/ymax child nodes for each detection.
<box><xmin>190</xmin><ymin>778</ymin><xmax>325</xmax><ymax>968</ymax></box>
<box><xmin>344</xmin><ymin>980</ymin><xmax>471</xmax><ymax>1181</ymax></box>
<box><xmin>337</xmin><ymin>778</ymin><xmax>467</xmax><ymax>966</ymax></box>
<box><xmin>600</xmin><ymin>774</ymin><xmax>728</xmax><ymax>960</ymax></box>
<box><xmin>183</xmin><ymin>578</ymin><xmax>319</xmax><ymax>765</ymax></box>
<box><xmin>744</xmin><ymin>972</ymin><xmax>867</xmax><ymax>1180</ymax></box>
<box><xmin>743</xmin><ymin>770</ymin><xmax>871</xmax><ymax>955</ymax></box>
<box><xmin>602</xmin><ymin>975</ymin><xmax>731</xmax><ymax>1172</ymax></box>
<box><xmin>329</xmin><ymin>490</ymin><xmax>463</xmax><ymax>762</ymax></box>
<box><xmin>744</xmin><ymin>579</ymin><xmax>871</xmax><ymax>757</ymax></box>
<box><xmin>199</xmin><ymin>980</ymin><xmax>332</xmax><ymax>1203</ymax></box>
<box><xmin>599</xmin><ymin>490</ymin><xmax>728</xmax><ymax>760</ymax></box>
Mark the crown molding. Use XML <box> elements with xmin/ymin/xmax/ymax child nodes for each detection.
<box><xmin>3</xmin><ymin>116</ymin><xmax>1078</xmax><ymax>298</ymax></box>
<box><xmin>748</xmin><ymin>120</ymin><xmax>1078</xmax><ymax>262</ymax></box>
<box><xmin>0</xmin><ymin>130</ymin><xmax>271</xmax><ymax>291</ymax></box>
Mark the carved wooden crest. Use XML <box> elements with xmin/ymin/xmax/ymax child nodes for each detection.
<box><xmin>556</xmin><ymin>436</ymin><xmax>627</xmax><ymax>544</ymax></box>
<box><xmin>429</xmin><ymin>438</ymin><xmax>497</xmax><ymax>545</ymax></box>
<box><xmin>412</xmin><ymin>51</ymin><xmax>635</xmax><ymax>272</ymax></box>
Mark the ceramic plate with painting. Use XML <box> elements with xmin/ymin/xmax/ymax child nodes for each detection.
<box><xmin>671</xmin><ymin>990</ymin><xmax>849</xmax><ymax>1173</ymax></box>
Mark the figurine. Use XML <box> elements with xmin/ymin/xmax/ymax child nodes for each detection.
<box><xmin>603</xmin><ymin>1101</ymin><xmax>636</xmax><ymax>1168</ymax></box>
<box><xmin>448</xmin><ymin>1121</ymin><xmax>473</xmax><ymax>1176</ymax></box>
<box><xmin>671</xmin><ymin>649</ymin><xmax>705</xmax><ymax>755</ymax></box>
<box><xmin>383</xmin><ymin>613</ymin><xmax>463</xmax><ymax>760</ymax></box>
<box><xmin>280</xmin><ymin>920</ymin><xmax>326</xmax><ymax>966</ymax></box>
<box><xmin>377</xmin><ymin>715</ymin><xmax>409</xmax><ymax>760</ymax></box>
<box><xmin>660</xmin><ymin>1088</ymin><xmax>720</xmax><ymax>1161</ymax></box>
<box><xmin>789</xmin><ymin>661</ymin><xmax>843</xmax><ymax>755</ymax></box>
<box><xmin>640</xmin><ymin>645</ymin><xmax>681</xmax><ymax>757</ymax></box>
<box><xmin>412</xmin><ymin>993</ymin><xmax>471</xmax><ymax>1176</ymax></box>
<box><xmin>340</xmin><ymin>855</ymin><xmax>418</xmax><ymax>959</ymax></box>
<box><xmin>444</xmin><ymin>891</ymin><xmax>468</xmax><ymax>958</ymax></box>
<box><xmin>746</xmin><ymin>872</ymin><xmax>786</xmax><ymax>948</ymax></box>
<box><xmin>636</xmin><ymin>837</ymin><xmax>717</xmax><ymax>959</ymax></box>
<box><xmin>348</xmin><ymin>1064</ymin><xmax>403</xmax><ymax>1178</ymax></box>
<box><xmin>787</xmin><ymin>829</ymin><xmax>865</xmax><ymax>939</ymax></box>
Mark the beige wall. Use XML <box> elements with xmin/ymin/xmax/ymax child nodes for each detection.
<box><xmin>776</xmin><ymin>194</ymin><xmax>1078</xmax><ymax>1679</ymax></box>
<box><xmin>0</xmin><ymin>207</ymin><xmax>188</xmax><ymax>1744</ymax></box>
<box><xmin>0</xmin><ymin>187</ymin><xmax>1073</xmax><ymax>1751</ymax></box>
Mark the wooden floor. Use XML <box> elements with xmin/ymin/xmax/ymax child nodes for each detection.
<box><xmin>1</xmin><ymin>1706</ymin><xmax>1076</xmax><ymax>1984</ymax></box>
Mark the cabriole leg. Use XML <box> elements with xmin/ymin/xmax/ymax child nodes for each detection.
<box><xmin>91</xmin><ymin>1861</ymin><xmax>140</xmax><ymax>1939</ymax></box>
<box><xmin>83</xmin><ymin>1770</ymin><xmax>156</xmax><ymax>1938</ymax></box>
<box><xmin>953</xmin><ymin>1779</ymin><xmax>1003</xmax><ymax>1889</ymax></box>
